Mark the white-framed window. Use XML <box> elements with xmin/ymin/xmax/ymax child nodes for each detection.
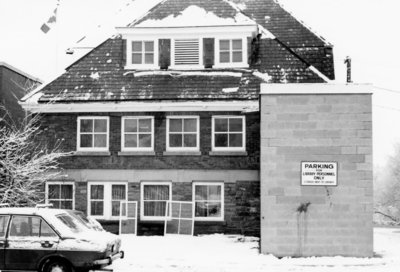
<box><xmin>77</xmin><ymin>116</ymin><xmax>109</xmax><ymax>151</ymax></box>
<box><xmin>46</xmin><ymin>182</ymin><xmax>75</xmax><ymax>210</ymax></box>
<box><xmin>212</xmin><ymin>116</ymin><xmax>246</xmax><ymax>151</ymax></box>
<box><xmin>121</xmin><ymin>116</ymin><xmax>154</xmax><ymax>151</ymax></box>
<box><xmin>140</xmin><ymin>181</ymin><xmax>171</xmax><ymax>221</ymax></box>
<box><xmin>193</xmin><ymin>182</ymin><xmax>224</xmax><ymax>221</ymax></box>
<box><xmin>166</xmin><ymin>116</ymin><xmax>200</xmax><ymax>151</ymax></box>
<box><xmin>216</xmin><ymin>38</ymin><xmax>247</xmax><ymax>68</ymax></box>
<box><xmin>126</xmin><ymin>39</ymin><xmax>158</xmax><ymax>69</ymax></box>
<box><xmin>88</xmin><ymin>182</ymin><xmax>128</xmax><ymax>220</ymax></box>
<box><xmin>171</xmin><ymin>38</ymin><xmax>203</xmax><ymax>69</ymax></box>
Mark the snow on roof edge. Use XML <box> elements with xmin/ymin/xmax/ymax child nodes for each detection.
<box><xmin>0</xmin><ymin>61</ymin><xmax>43</xmax><ymax>84</ymax></box>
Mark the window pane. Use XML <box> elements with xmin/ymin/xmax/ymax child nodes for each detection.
<box><xmin>80</xmin><ymin>119</ymin><xmax>93</xmax><ymax>133</ymax></box>
<box><xmin>215</xmin><ymin>134</ymin><xmax>228</xmax><ymax>147</ymax></box>
<box><xmin>94</xmin><ymin>119</ymin><xmax>107</xmax><ymax>132</ymax></box>
<box><xmin>229</xmin><ymin>118</ymin><xmax>243</xmax><ymax>132</ymax></box>
<box><xmin>132</xmin><ymin>53</ymin><xmax>142</xmax><ymax>64</ymax></box>
<box><xmin>91</xmin><ymin>201</ymin><xmax>104</xmax><ymax>216</ymax></box>
<box><xmin>169</xmin><ymin>119</ymin><xmax>182</xmax><ymax>132</ymax></box>
<box><xmin>208</xmin><ymin>186</ymin><xmax>221</xmax><ymax>201</ymax></box>
<box><xmin>144</xmin><ymin>185</ymin><xmax>169</xmax><ymax>200</ymax></box>
<box><xmin>232</xmin><ymin>39</ymin><xmax>242</xmax><ymax>50</ymax></box>
<box><xmin>125</xmin><ymin>134</ymin><xmax>138</xmax><ymax>148</ymax></box>
<box><xmin>61</xmin><ymin>201</ymin><xmax>73</xmax><ymax>210</ymax></box>
<box><xmin>229</xmin><ymin>134</ymin><xmax>243</xmax><ymax>147</ymax></box>
<box><xmin>144</xmin><ymin>201</ymin><xmax>166</xmax><ymax>216</ymax></box>
<box><xmin>112</xmin><ymin>201</ymin><xmax>121</xmax><ymax>216</ymax></box>
<box><xmin>0</xmin><ymin>216</ymin><xmax>9</xmax><ymax>238</ymax></box>
<box><xmin>94</xmin><ymin>134</ymin><xmax>107</xmax><ymax>148</ymax></box>
<box><xmin>132</xmin><ymin>41</ymin><xmax>142</xmax><ymax>52</ymax></box>
<box><xmin>183</xmin><ymin>134</ymin><xmax>197</xmax><ymax>147</ymax></box>
<box><xmin>232</xmin><ymin>51</ymin><xmax>242</xmax><ymax>62</ymax></box>
<box><xmin>144</xmin><ymin>53</ymin><xmax>154</xmax><ymax>64</ymax></box>
<box><xmin>90</xmin><ymin>185</ymin><xmax>104</xmax><ymax>199</ymax></box>
<box><xmin>144</xmin><ymin>41</ymin><xmax>154</xmax><ymax>52</ymax></box>
<box><xmin>80</xmin><ymin>134</ymin><xmax>92</xmax><ymax>148</ymax></box>
<box><xmin>60</xmin><ymin>185</ymin><xmax>73</xmax><ymax>199</ymax></box>
<box><xmin>220</xmin><ymin>52</ymin><xmax>230</xmax><ymax>63</ymax></box>
<box><xmin>169</xmin><ymin>134</ymin><xmax>182</xmax><ymax>147</ymax></box>
<box><xmin>206</xmin><ymin>202</ymin><xmax>222</xmax><ymax>217</ymax></box>
<box><xmin>195</xmin><ymin>185</ymin><xmax>207</xmax><ymax>200</ymax></box>
<box><xmin>139</xmin><ymin>134</ymin><xmax>151</xmax><ymax>147</ymax></box>
<box><xmin>112</xmin><ymin>185</ymin><xmax>126</xmax><ymax>200</ymax></box>
<box><xmin>49</xmin><ymin>200</ymin><xmax>60</xmax><ymax>209</ymax></box>
<box><xmin>214</xmin><ymin>118</ymin><xmax>228</xmax><ymax>132</ymax></box>
<box><xmin>138</xmin><ymin>119</ymin><xmax>152</xmax><ymax>132</ymax></box>
<box><xmin>220</xmin><ymin>40</ymin><xmax>229</xmax><ymax>50</ymax></box>
<box><xmin>195</xmin><ymin>202</ymin><xmax>207</xmax><ymax>217</ymax></box>
<box><xmin>10</xmin><ymin>216</ymin><xmax>40</xmax><ymax>237</ymax></box>
<box><xmin>125</xmin><ymin>119</ymin><xmax>138</xmax><ymax>133</ymax></box>
<box><xmin>183</xmin><ymin>119</ymin><xmax>197</xmax><ymax>132</ymax></box>
<box><xmin>40</xmin><ymin>220</ymin><xmax>57</xmax><ymax>237</ymax></box>
<box><xmin>48</xmin><ymin>184</ymin><xmax>60</xmax><ymax>199</ymax></box>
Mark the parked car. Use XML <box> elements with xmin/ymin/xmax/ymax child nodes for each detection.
<box><xmin>0</xmin><ymin>207</ymin><xmax>124</xmax><ymax>272</ymax></box>
<box><xmin>65</xmin><ymin>210</ymin><xmax>105</xmax><ymax>232</ymax></box>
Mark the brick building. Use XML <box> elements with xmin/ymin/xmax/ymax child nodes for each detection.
<box><xmin>20</xmin><ymin>0</ymin><xmax>373</xmax><ymax>257</ymax></box>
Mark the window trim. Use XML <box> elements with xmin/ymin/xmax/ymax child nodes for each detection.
<box><xmin>215</xmin><ymin>37</ymin><xmax>248</xmax><ymax>68</ymax></box>
<box><xmin>87</xmin><ymin>182</ymin><xmax>128</xmax><ymax>220</ymax></box>
<box><xmin>140</xmin><ymin>181</ymin><xmax>172</xmax><ymax>221</ymax></box>
<box><xmin>45</xmin><ymin>182</ymin><xmax>75</xmax><ymax>210</ymax></box>
<box><xmin>121</xmin><ymin>116</ymin><xmax>154</xmax><ymax>152</ymax></box>
<box><xmin>192</xmin><ymin>181</ymin><xmax>224</xmax><ymax>222</ymax></box>
<box><xmin>170</xmin><ymin>38</ymin><xmax>203</xmax><ymax>69</ymax></box>
<box><xmin>77</xmin><ymin>116</ymin><xmax>109</xmax><ymax>152</ymax></box>
<box><xmin>166</xmin><ymin>116</ymin><xmax>200</xmax><ymax>152</ymax></box>
<box><xmin>125</xmin><ymin>39</ymin><xmax>158</xmax><ymax>69</ymax></box>
<box><xmin>211</xmin><ymin>115</ymin><xmax>246</xmax><ymax>152</ymax></box>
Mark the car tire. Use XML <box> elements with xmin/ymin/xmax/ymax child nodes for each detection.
<box><xmin>44</xmin><ymin>259</ymin><xmax>72</xmax><ymax>272</ymax></box>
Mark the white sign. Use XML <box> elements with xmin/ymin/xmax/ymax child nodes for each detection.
<box><xmin>301</xmin><ymin>162</ymin><xmax>337</xmax><ymax>186</ymax></box>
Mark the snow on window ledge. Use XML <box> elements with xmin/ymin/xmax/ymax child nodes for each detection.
<box><xmin>118</xmin><ymin>151</ymin><xmax>155</xmax><ymax>156</ymax></box>
<box><xmin>163</xmin><ymin>151</ymin><xmax>202</xmax><ymax>156</ymax></box>
<box><xmin>208</xmin><ymin>151</ymin><xmax>248</xmax><ymax>156</ymax></box>
<box><xmin>74</xmin><ymin>151</ymin><xmax>111</xmax><ymax>156</ymax></box>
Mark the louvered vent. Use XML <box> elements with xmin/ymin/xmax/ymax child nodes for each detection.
<box><xmin>174</xmin><ymin>39</ymin><xmax>200</xmax><ymax>65</ymax></box>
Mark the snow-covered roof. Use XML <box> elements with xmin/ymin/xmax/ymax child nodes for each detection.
<box><xmin>0</xmin><ymin>62</ymin><xmax>42</xmax><ymax>84</ymax></box>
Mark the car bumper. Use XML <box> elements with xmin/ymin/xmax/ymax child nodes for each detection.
<box><xmin>93</xmin><ymin>251</ymin><xmax>124</xmax><ymax>266</ymax></box>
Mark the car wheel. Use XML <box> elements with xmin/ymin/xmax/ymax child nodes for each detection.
<box><xmin>44</xmin><ymin>260</ymin><xmax>72</xmax><ymax>272</ymax></box>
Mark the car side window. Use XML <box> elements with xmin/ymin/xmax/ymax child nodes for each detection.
<box><xmin>0</xmin><ymin>216</ymin><xmax>10</xmax><ymax>238</ymax></box>
<box><xmin>40</xmin><ymin>220</ymin><xmax>57</xmax><ymax>238</ymax></box>
<box><xmin>9</xmin><ymin>216</ymin><xmax>40</xmax><ymax>237</ymax></box>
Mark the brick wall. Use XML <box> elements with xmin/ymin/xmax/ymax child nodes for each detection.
<box><xmin>260</xmin><ymin>92</ymin><xmax>373</xmax><ymax>257</ymax></box>
<box><xmin>38</xmin><ymin>111</ymin><xmax>260</xmax><ymax>170</ymax></box>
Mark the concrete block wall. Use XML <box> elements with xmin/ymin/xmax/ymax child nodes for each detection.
<box><xmin>260</xmin><ymin>91</ymin><xmax>373</xmax><ymax>257</ymax></box>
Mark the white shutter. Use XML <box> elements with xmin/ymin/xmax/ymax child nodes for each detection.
<box><xmin>174</xmin><ymin>39</ymin><xmax>200</xmax><ymax>65</ymax></box>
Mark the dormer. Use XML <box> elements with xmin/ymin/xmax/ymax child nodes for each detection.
<box><xmin>117</xmin><ymin>5</ymin><xmax>259</xmax><ymax>70</ymax></box>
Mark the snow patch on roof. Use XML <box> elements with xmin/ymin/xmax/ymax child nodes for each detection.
<box><xmin>136</xmin><ymin>5</ymin><xmax>255</xmax><ymax>27</ymax></box>
<box><xmin>222</xmin><ymin>87</ymin><xmax>239</xmax><ymax>93</ymax></box>
<box><xmin>90</xmin><ymin>72</ymin><xmax>100</xmax><ymax>80</ymax></box>
<box><xmin>252</xmin><ymin>71</ymin><xmax>272</xmax><ymax>82</ymax></box>
<box><xmin>126</xmin><ymin>70</ymin><xmax>243</xmax><ymax>78</ymax></box>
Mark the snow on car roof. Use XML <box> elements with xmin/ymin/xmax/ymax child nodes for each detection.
<box><xmin>0</xmin><ymin>207</ymin><xmax>69</xmax><ymax>217</ymax></box>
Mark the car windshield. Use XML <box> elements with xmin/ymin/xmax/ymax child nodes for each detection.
<box><xmin>56</xmin><ymin>214</ymin><xmax>87</xmax><ymax>233</ymax></box>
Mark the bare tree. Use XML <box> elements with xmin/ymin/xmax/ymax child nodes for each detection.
<box><xmin>0</xmin><ymin>106</ymin><xmax>72</xmax><ymax>206</ymax></box>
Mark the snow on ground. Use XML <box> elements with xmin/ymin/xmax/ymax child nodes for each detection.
<box><xmin>111</xmin><ymin>228</ymin><xmax>400</xmax><ymax>272</ymax></box>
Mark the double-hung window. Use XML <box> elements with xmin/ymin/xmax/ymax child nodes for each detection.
<box><xmin>193</xmin><ymin>182</ymin><xmax>224</xmax><ymax>221</ymax></box>
<box><xmin>140</xmin><ymin>182</ymin><xmax>171</xmax><ymax>221</ymax></box>
<box><xmin>126</xmin><ymin>40</ymin><xmax>157</xmax><ymax>69</ymax></box>
<box><xmin>217</xmin><ymin>38</ymin><xmax>246</xmax><ymax>67</ymax></box>
<box><xmin>122</xmin><ymin>117</ymin><xmax>154</xmax><ymax>151</ymax></box>
<box><xmin>46</xmin><ymin>182</ymin><xmax>74</xmax><ymax>209</ymax></box>
<box><xmin>212</xmin><ymin>116</ymin><xmax>245</xmax><ymax>151</ymax></box>
<box><xmin>77</xmin><ymin>117</ymin><xmax>109</xmax><ymax>151</ymax></box>
<box><xmin>88</xmin><ymin>182</ymin><xmax>127</xmax><ymax>220</ymax></box>
<box><xmin>167</xmin><ymin>116</ymin><xmax>199</xmax><ymax>151</ymax></box>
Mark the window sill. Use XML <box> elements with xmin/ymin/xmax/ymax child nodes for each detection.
<box><xmin>209</xmin><ymin>151</ymin><xmax>248</xmax><ymax>156</ymax></box>
<box><xmin>74</xmin><ymin>151</ymin><xmax>111</xmax><ymax>156</ymax></box>
<box><xmin>163</xmin><ymin>151</ymin><xmax>202</xmax><ymax>156</ymax></box>
<box><xmin>118</xmin><ymin>151</ymin><xmax>155</xmax><ymax>156</ymax></box>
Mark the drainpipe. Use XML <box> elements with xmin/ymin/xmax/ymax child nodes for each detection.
<box><xmin>344</xmin><ymin>56</ymin><xmax>352</xmax><ymax>83</ymax></box>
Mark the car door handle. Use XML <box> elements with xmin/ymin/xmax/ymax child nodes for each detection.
<box><xmin>41</xmin><ymin>241</ymin><xmax>54</xmax><ymax>248</ymax></box>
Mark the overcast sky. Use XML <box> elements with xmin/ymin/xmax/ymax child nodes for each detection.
<box><xmin>0</xmin><ymin>0</ymin><xmax>399</xmax><ymax>167</ymax></box>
